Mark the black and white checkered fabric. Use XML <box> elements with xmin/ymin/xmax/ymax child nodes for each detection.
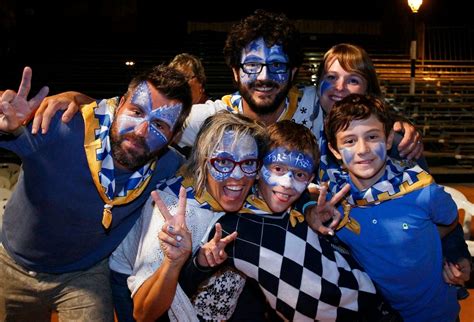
<box><xmin>216</xmin><ymin>212</ymin><xmax>379</xmax><ymax>321</ymax></box>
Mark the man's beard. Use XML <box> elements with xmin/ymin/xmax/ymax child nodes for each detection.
<box><xmin>239</xmin><ymin>79</ymin><xmax>291</xmax><ymax>116</ymax></box>
<box><xmin>109</xmin><ymin>123</ymin><xmax>154</xmax><ymax>171</ymax></box>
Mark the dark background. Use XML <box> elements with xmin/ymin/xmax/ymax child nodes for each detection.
<box><xmin>1</xmin><ymin>0</ymin><xmax>472</xmax><ymax>95</ymax></box>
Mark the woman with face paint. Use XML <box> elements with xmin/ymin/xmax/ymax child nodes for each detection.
<box><xmin>110</xmin><ymin>111</ymin><xmax>269</xmax><ymax>322</ymax></box>
<box><xmin>315</xmin><ymin>43</ymin><xmax>425</xmax><ymax>169</ymax></box>
<box><xmin>191</xmin><ymin>120</ymin><xmax>395</xmax><ymax>321</ymax></box>
<box><xmin>323</xmin><ymin>94</ymin><xmax>459</xmax><ymax>321</ymax></box>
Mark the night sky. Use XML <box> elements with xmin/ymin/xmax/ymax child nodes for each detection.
<box><xmin>1</xmin><ymin>0</ymin><xmax>471</xmax><ymax>94</ymax></box>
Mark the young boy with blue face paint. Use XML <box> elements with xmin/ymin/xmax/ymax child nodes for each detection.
<box><xmin>323</xmin><ymin>93</ymin><xmax>460</xmax><ymax>322</ymax></box>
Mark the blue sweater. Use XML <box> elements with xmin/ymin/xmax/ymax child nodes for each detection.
<box><xmin>0</xmin><ymin>109</ymin><xmax>182</xmax><ymax>273</ymax></box>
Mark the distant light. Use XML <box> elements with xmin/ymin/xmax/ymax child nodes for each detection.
<box><xmin>125</xmin><ymin>61</ymin><xmax>135</xmax><ymax>66</ymax></box>
<box><xmin>407</xmin><ymin>0</ymin><xmax>422</xmax><ymax>13</ymax></box>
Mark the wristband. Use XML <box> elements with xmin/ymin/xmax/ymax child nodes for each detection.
<box><xmin>302</xmin><ymin>200</ymin><xmax>317</xmax><ymax>214</ymax></box>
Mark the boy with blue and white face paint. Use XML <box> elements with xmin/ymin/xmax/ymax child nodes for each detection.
<box><xmin>261</xmin><ymin>147</ymin><xmax>314</xmax><ymax>194</ymax></box>
<box><xmin>257</xmin><ymin>122</ymin><xmax>317</xmax><ymax>213</ymax></box>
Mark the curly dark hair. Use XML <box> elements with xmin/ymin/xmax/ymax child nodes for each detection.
<box><xmin>223</xmin><ymin>9</ymin><xmax>303</xmax><ymax>69</ymax></box>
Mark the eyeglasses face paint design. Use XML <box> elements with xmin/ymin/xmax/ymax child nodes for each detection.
<box><xmin>208</xmin><ymin>130</ymin><xmax>259</xmax><ymax>181</ymax></box>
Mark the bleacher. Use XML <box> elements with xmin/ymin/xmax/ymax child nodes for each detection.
<box><xmin>2</xmin><ymin>27</ymin><xmax>473</xmax><ymax>178</ymax></box>
<box><xmin>297</xmin><ymin>50</ymin><xmax>474</xmax><ymax>176</ymax></box>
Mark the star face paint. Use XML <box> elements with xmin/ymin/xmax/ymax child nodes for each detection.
<box><xmin>239</xmin><ymin>37</ymin><xmax>290</xmax><ymax>85</ymax></box>
<box><xmin>208</xmin><ymin>130</ymin><xmax>259</xmax><ymax>182</ymax></box>
<box><xmin>261</xmin><ymin>147</ymin><xmax>314</xmax><ymax>193</ymax></box>
<box><xmin>116</xmin><ymin>81</ymin><xmax>182</xmax><ymax>153</ymax></box>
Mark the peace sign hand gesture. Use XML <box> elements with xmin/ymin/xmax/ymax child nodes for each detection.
<box><xmin>0</xmin><ymin>67</ymin><xmax>49</xmax><ymax>132</ymax></box>
<box><xmin>153</xmin><ymin>187</ymin><xmax>192</xmax><ymax>268</ymax></box>
<box><xmin>305</xmin><ymin>183</ymin><xmax>351</xmax><ymax>236</ymax></box>
<box><xmin>197</xmin><ymin>223</ymin><xmax>238</xmax><ymax>268</ymax></box>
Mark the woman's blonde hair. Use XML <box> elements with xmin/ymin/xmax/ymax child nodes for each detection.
<box><xmin>183</xmin><ymin>110</ymin><xmax>267</xmax><ymax>196</ymax></box>
<box><xmin>169</xmin><ymin>53</ymin><xmax>207</xmax><ymax>86</ymax></box>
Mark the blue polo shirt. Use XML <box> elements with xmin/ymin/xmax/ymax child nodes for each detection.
<box><xmin>336</xmin><ymin>183</ymin><xmax>459</xmax><ymax>321</ymax></box>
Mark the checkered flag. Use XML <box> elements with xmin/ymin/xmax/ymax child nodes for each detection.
<box><xmin>218</xmin><ymin>212</ymin><xmax>378</xmax><ymax>321</ymax></box>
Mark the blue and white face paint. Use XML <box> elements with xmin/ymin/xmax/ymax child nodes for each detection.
<box><xmin>208</xmin><ymin>130</ymin><xmax>259</xmax><ymax>182</ymax></box>
<box><xmin>116</xmin><ymin>81</ymin><xmax>182</xmax><ymax>153</ymax></box>
<box><xmin>340</xmin><ymin>141</ymin><xmax>387</xmax><ymax>166</ymax></box>
<box><xmin>318</xmin><ymin>79</ymin><xmax>332</xmax><ymax>99</ymax></box>
<box><xmin>261</xmin><ymin>147</ymin><xmax>314</xmax><ymax>193</ymax></box>
<box><xmin>240</xmin><ymin>37</ymin><xmax>290</xmax><ymax>85</ymax></box>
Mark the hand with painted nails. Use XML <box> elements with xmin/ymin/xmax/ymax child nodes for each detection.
<box><xmin>31</xmin><ymin>91</ymin><xmax>93</xmax><ymax>134</ymax></box>
<box><xmin>0</xmin><ymin>67</ymin><xmax>49</xmax><ymax>132</ymax></box>
<box><xmin>197</xmin><ymin>223</ymin><xmax>238</xmax><ymax>268</ymax></box>
<box><xmin>305</xmin><ymin>183</ymin><xmax>351</xmax><ymax>236</ymax></box>
<box><xmin>153</xmin><ymin>186</ymin><xmax>192</xmax><ymax>266</ymax></box>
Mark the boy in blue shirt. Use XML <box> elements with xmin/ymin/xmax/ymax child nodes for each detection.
<box><xmin>322</xmin><ymin>93</ymin><xmax>460</xmax><ymax>321</ymax></box>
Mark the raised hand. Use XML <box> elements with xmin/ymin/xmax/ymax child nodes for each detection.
<box><xmin>0</xmin><ymin>67</ymin><xmax>49</xmax><ymax>132</ymax></box>
<box><xmin>305</xmin><ymin>183</ymin><xmax>351</xmax><ymax>236</ymax></box>
<box><xmin>153</xmin><ymin>187</ymin><xmax>192</xmax><ymax>266</ymax></box>
<box><xmin>197</xmin><ymin>223</ymin><xmax>238</xmax><ymax>268</ymax></box>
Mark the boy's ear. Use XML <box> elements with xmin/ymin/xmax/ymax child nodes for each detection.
<box><xmin>386</xmin><ymin>129</ymin><xmax>395</xmax><ymax>150</ymax></box>
<box><xmin>328</xmin><ymin>143</ymin><xmax>342</xmax><ymax>161</ymax></box>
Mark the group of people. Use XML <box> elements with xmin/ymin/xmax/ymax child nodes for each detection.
<box><xmin>0</xmin><ymin>9</ymin><xmax>471</xmax><ymax>322</ymax></box>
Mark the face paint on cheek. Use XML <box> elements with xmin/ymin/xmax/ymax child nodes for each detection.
<box><xmin>341</xmin><ymin>147</ymin><xmax>355</xmax><ymax>165</ymax></box>
<box><xmin>270</xmin><ymin>73</ymin><xmax>289</xmax><ymax>84</ymax></box>
<box><xmin>373</xmin><ymin>142</ymin><xmax>387</xmax><ymax>161</ymax></box>
<box><xmin>261</xmin><ymin>165</ymin><xmax>278</xmax><ymax>187</ymax></box>
<box><xmin>240</xmin><ymin>71</ymin><xmax>256</xmax><ymax>85</ymax></box>
<box><xmin>145</xmin><ymin>125</ymin><xmax>168</xmax><ymax>152</ymax></box>
<box><xmin>319</xmin><ymin>80</ymin><xmax>333</xmax><ymax>97</ymax></box>
<box><xmin>292</xmin><ymin>178</ymin><xmax>308</xmax><ymax>193</ymax></box>
<box><xmin>208</xmin><ymin>163</ymin><xmax>231</xmax><ymax>182</ymax></box>
<box><xmin>261</xmin><ymin>165</ymin><xmax>307</xmax><ymax>193</ymax></box>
